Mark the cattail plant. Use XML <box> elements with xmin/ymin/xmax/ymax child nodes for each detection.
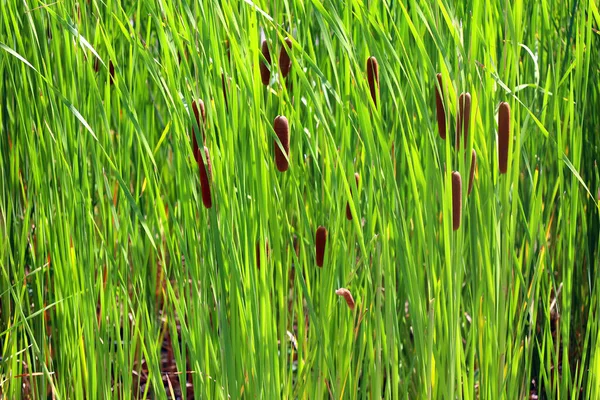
<box><xmin>452</xmin><ymin>171</ymin><xmax>462</xmax><ymax>230</ymax></box>
<box><xmin>468</xmin><ymin>149</ymin><xmax>477</xmax><ymax>195</ymax></box>
<box><xmin>260</xmin><ymin>40</ymin><xmax>271</xmax><ymax>86</ymax></box>
<box><xmin>498</xmin><ymin>101</ymin><xmax>510</xmax><ymax>174</ymax></box>
<box><xmin>279</xmin><ymin>37</ymin><xmax>293</xmax><ymax>79</ymax></box>
<box><xmin>274</xmin><ymin>115</ymin><xmax>290</xmax><ymax>172</ymax></box>
<box><xmin>335</xmin><ymin>288</ymin><xmax>356</xmax><ymax>310</ymax></box>
<box><xmin>315</xmin><ymin>226</ymin><xmax>327</xmax><ymax>267</ymax></box>
<box><xmin>198</xmin><ymin>146</ymin><xmax>213</xmax><ymax>209</ymax></box>
<box><xmin>366</xmin><ymin>56</ymin><xmax>379</xmax><ymax>107</ymax></box>
<box><xmin>346</xmin><ymin>173</ymin><xmax>360</xmax><ymax>220</ymax></box>
<box><xmin>191</xmin><ymin>99</ymin><xmax>206</xmax><ymax>159</ymax></box>
<box><xmin>456</xmin><ymin>92</ymin><xmax>471</xmax><ymax>149</ymax></box>
<box><xmin>435</xmin><ymin>73</ymin><xmax>446</xmax><ymax>140</ymax></box>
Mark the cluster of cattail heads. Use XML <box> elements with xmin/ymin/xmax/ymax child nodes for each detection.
<box><xmin>274</xmin><ymin>115</ymin><xmax>290</xmax><ymax>172</ymax></box>
<box><xmin>346</xmin><ymin>173</ymin><xmax>360</xmax><ymax>220</ymax></box>
<box><xmin>498</xmin><ymin>102</ymin><xmax>510</xmax><ymax>174</ymax></box>
<box><xmin>335</xmin><ymin>288</ymin><xmax>356</xmax><ymax>310</ymax></box>
<box><xmin>367</xmin><ymin>56</ymin><xmax>379</xmax><ymax>107</ymax></box>
<box><xmin>315</xmin><ymin>226</ymin><xmax>327</xmax><ymax>267</ymax></box>
<box><xmin>260</xmin><ymin>40</ymin><xmax>271</xmax><ymax>86</ymax></box>
<box><xmin>456</xmin><ymin>92</ymin><xmax>471</xmax><ymax>149</ymax></box>
<box><xmin>435</xmin><ymin>73</ymin><xmax>446</xmax><ymax>140</ymax></box>
<box><xmin>279</xmin><ymin>37</ymin><xmax>293</xmax><ymax>79</ymax></box>
<box><xmin>452</xmin><ymin>171</ymin><xmax>462</xmax><ymax>231</ymax></box>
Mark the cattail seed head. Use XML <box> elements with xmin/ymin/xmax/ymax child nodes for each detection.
<box><xmin>498</xmin><ymin>102</ymin><xmax>510</xmax><ymax>174</ymax></box>
<box><xmin>468</xmin><ymin>149</ymin><xmax>477</xmax><ymax>195</ymax></box>
<box><xmin>199</xmin><ymin>146</ymin><xmax>213</xmax><ymax>209</ymax></box>
<box><xmin>335</xmin><ymin>288</ymin><xmax>356</xmax><ymax>310</ymax></box>
<box><xmin>456</xmin><ymin>92</ymin><xmax>471</xmax><ymax>149</ymax></box>
<box><xmin>366</xmin><ymin>56</ymin><xmax>379</xmax><ymax>107</ymax></box>
<box><xmin>452</xmin><ymin>171</ymin><xmax>462</xmax><ymax>231</ymax></box>
<box><xmin>274</xmin><ymin>115</ymin><xmax>290</xmax><ymax>172</ymax></box>
<box><xmin>260</xmin><ymin>40</ymin><xmax>271</xmax><ymax>86</ymax></box>
<box><xmin>279</xmin><ymin>37</ymin><xmax>293</xmax><ymax>79</ymax></box>
<box><xmin>315</xmin><ymin>226</ymin><xmax>327</xmax><ymax>267</ymax></box>
<box><xmin>191</xmin><ymin>100</ymin><xmax>206</xmax><ymax>159</ymax></box>
<box><xmin>435</xmin><ymin>73</ymin><xmax>446</xmax><ymax>140</ymax></box>
<box><xmin>346</xmin><ymin>173</ymin><xmax>360</xmax><ymax>220</ymax></box>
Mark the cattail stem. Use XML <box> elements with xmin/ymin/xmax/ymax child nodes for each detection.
<box><xmin>468</xmin><ymin>149</ymin><xmax>477</xmax><ymax>195</ymax></box>
<box><xmin>199</xmin><ymin>146</ymin><xmax>213</xmax><ymax>209</ymax></box>
<box><xmin>452</xmin><ymin>172</ymin><xmax>462</xmax><ymax>231</ymax></box>
<box><xmin>335</xmin><ymin>288</ymin><xmax>356</xmax><ymax>310</ymax></box>
<box><xmin>315</xmin><ymin>226</ymin><xmax>327</xmax><ymax>267</ymax></box>
<box><xmin>367</xmin><ymin>56</ymin><xmax>379</xmax><ymax>107</ymax></box>
<box><xmin>456</xmin><ymin>92</ymin><xmax>471</xmax><ymax>149</ymax></box>
<box><xmin>274</xmin><ymin>115</ymin><xmax>290</xmax><ymax>172</ymax></box>
<box><xmin>260</xmin><ymin>40</ymin><xmax>271</xmax><ymax>86</ymax></box>
<box><xmin>435</xmin><ymin>73</ymin><xmax>446</xmax><ymax>140</ymax></box>
<box><xmin>498</xmin><ymin>102</ymin><xmax>510</xmax><ymax>174</ymax></box>
<box><xmin>279</xmin><ymin>37</ymin><xmax>293</xmax><ymax>79</ymax></box>
<box><xmin>346</xmin><ymin>173</ymin><xmax>360</xmax><ymax>220</ymax></box>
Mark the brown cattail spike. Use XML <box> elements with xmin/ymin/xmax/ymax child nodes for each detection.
<box><xmin>315</xmin><ymin>226</ymin><xmax>327</xmax><ymax>267</ymax></box>
<box><xmin>435</xmin><ymin>73</ymin><xmax>446</xmax><ymax>140</ymax></box>
<box><xmin>468</xmin><ymin>149</ymin><xmax>477</xmax><ymax>195</ymax></box>
<box><xmin>191</xmin><ymin>100</ymin><xmax>206</xmax><ymax>158</ymax></box>
<box><xmin>498</xmin><ymin>102</ymin><xmax>510</xmax><ymax>174</ymax></box>
<box><xmin>335</xmin><ymin>288</ymin><xmax>356</xmax><ymax>310</ymax></box>
<box><xmin>367</xmin><ymin>56</ymin><xmax>379</xmax><ymax>107</ymax></box>
<box><xmin>274</xmin><ymin>115</ymin><xmax>290</xmax><ymax>172</ymax></box>
<box><xmin>260</xmin><ymin>40</ymin><xmax>271</xmax><ymax>86</ymax></box>
<box><xmin>279</xmin><ymin>37</ymin><xmax>293</xmax><ymax>79</ymax></box>
<box><xmin>452</xmin><ymin>171</ymin><xmax>462</xmax><ymax>231</ymax></box>
<box><xmin>199</xmin><ymin>146</ymin><xmax>213</xmax><ymax>209</ymax></box>
<box><xmin>456</xmin><ymin>92</ymin><xmax>471</xmax><ymax>149</ymax></box>
<box><xmin>346</xmin><ymin>173</ymin><xmax>360</xmax><ymax>220</ymax></box>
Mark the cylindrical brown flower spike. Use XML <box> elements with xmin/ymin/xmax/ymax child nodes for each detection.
<box><xmin>274</xmin><ymin>115</ymin><xmax>290</xmax><ymax>172</ymax></box>
<box><xmin>346</xmin><ymin>173</ymin><xmax>360</xmax><ymax>220</ymax></box>
<box><xmin>260</xmin><ymin>40</ymin><xmax>271</xmax><ymax>86</ymax></box>
<box><xmin>315</xmin><ymin>226</ymin><xmax>327</xmax><ymax>267</ymax></box>
<box><xmin>452</xmin><ymin>171</ymin><xmax>462</xmax><ymax>231</ymax></box>
<box><xmin>367</xmin><ymin>56</ymin><xmax>379</xmax><ymax>107</ymax></box>
<box><xmin>191</xmin><ymin>100</ymin><xmax>206</xmax><ymax>159</ymax></box>
<box><xmin>335</xmin><ymin>288</ymin><xmax>356</xmax><ymax>310</ymax></box>
<box><xmin>198</xmin><ymin>146</ymin><xmax>213</xmax><ymax>209</ymax></box>
<box><xmin>279</xmin><ymin>37</ymin><xmax>293</xmax><ymax>79</ymax></box>
<box><xmin>435</xmin><ymin>73</ymin><xmax>446</xmax><ymax>140</ymax></box>
<box><xmin>468</xmin><ymin>149</ymin><xmax>477</xmax><ymax>195</ymax></box>
<box><xmin>498</xmin><ymin>102</ymin><xmax>510</xmax><ymax>174</ymax></box>
<box><xmin>456</xmin><ymin>92</ymin><xmax>471</xmax><ymax>149</ymax></box>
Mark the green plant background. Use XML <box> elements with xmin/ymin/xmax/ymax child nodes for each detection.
<box><xmin>1</xmin><ymin>0</ymin><xmax>599</xmax><ymax>398</ymax></box>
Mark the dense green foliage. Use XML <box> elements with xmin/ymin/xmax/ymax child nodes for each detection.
<box><xmin>1</xmin><ymin>0</ymin><xmax>599</xmax><ymax>398</ymax></box>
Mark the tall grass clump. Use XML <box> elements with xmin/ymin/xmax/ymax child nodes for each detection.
<box><xmin>0</xmin><ymin>0</ymin><xmax>598</xmax><ymax>399</ymax></box>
